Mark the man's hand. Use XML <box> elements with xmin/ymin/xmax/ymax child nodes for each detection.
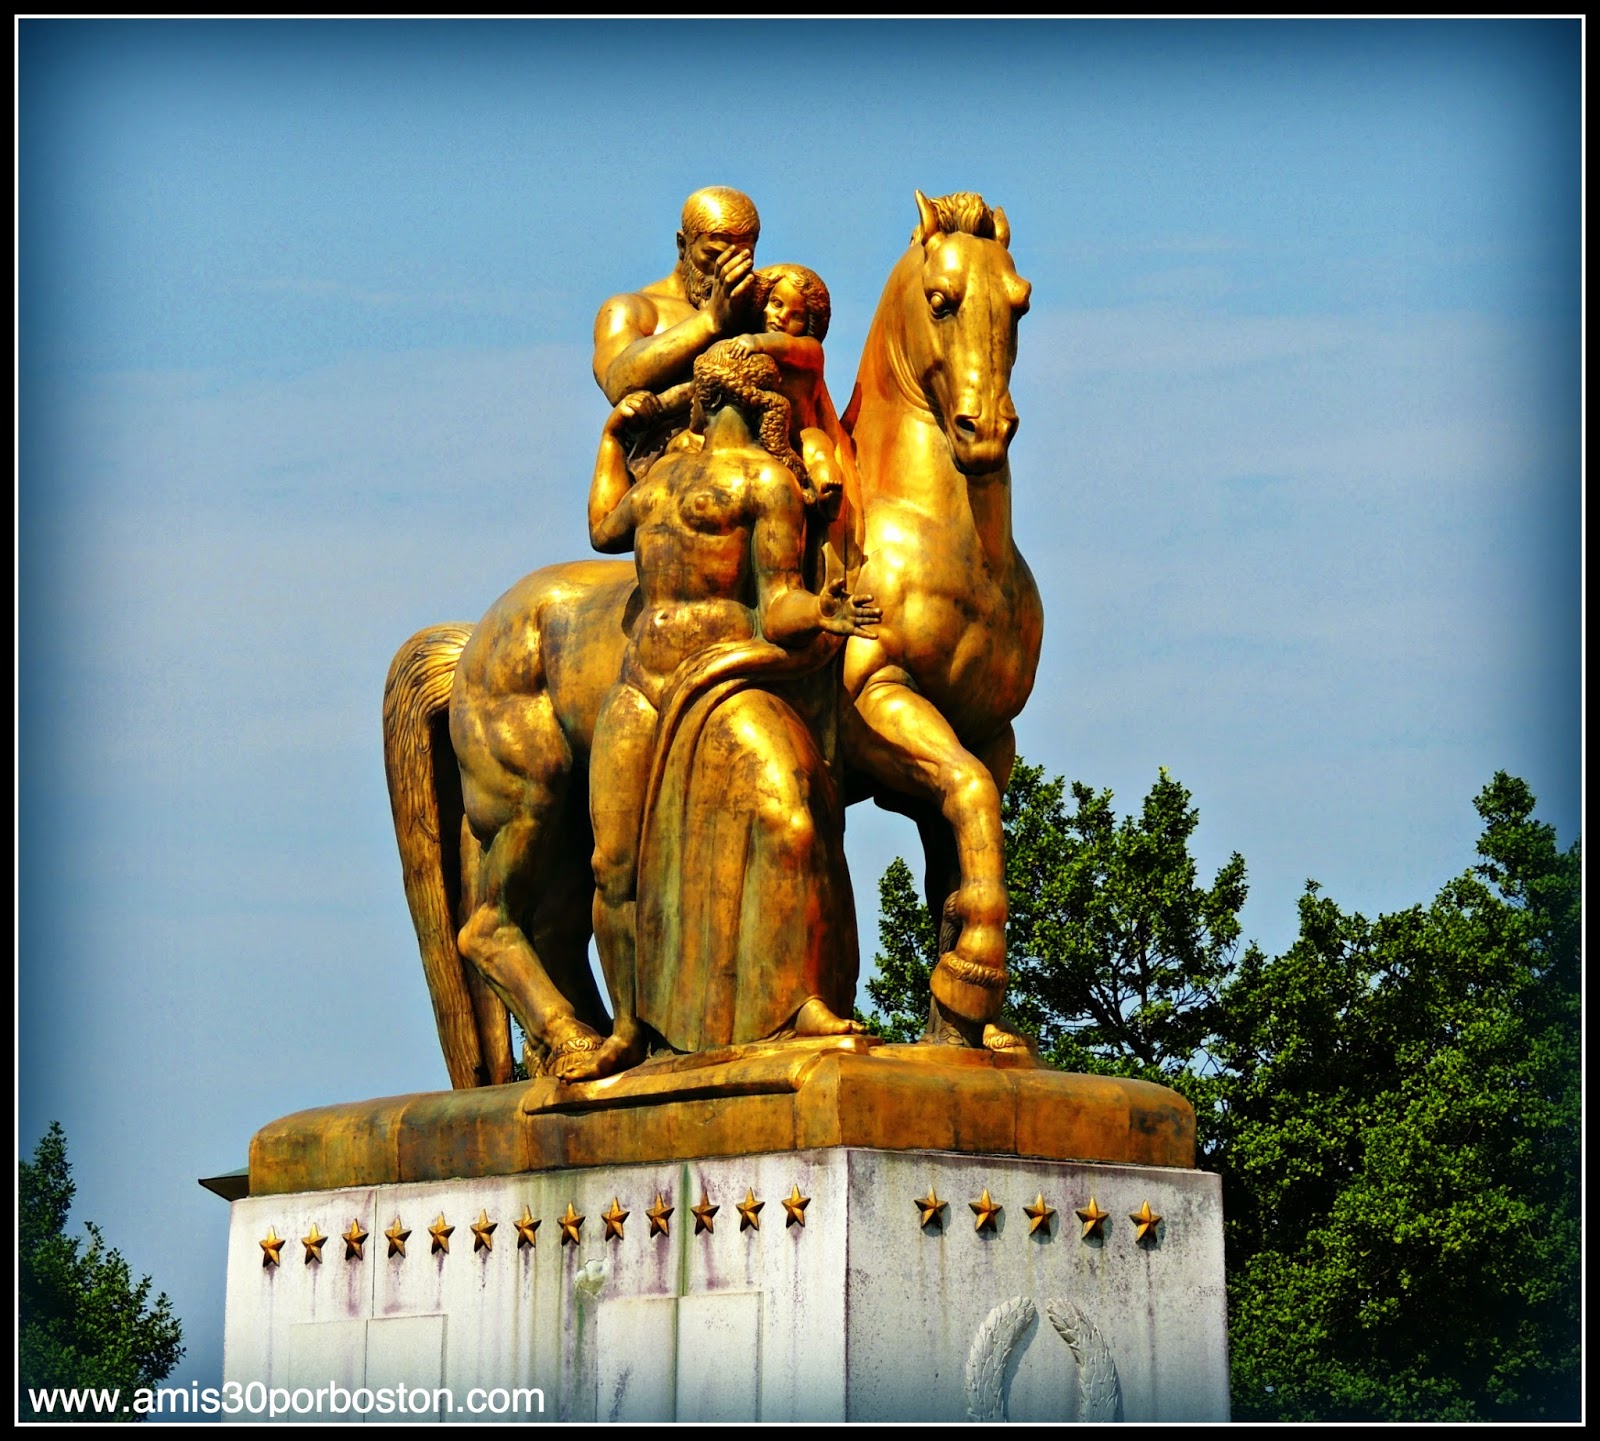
<box><xmin>707</xmin><ymin>246</ymin><xmax>756</xmax><ymax>333</ymax></box>
<box><xmin>604</xmin><ymin>390</ymin><xmax>662</xmax><ymax>438</ymax></box>
<box><xmin>817</xmin><ymin>578</ymin><xmax>881</xmax><ymax>639</ymax></box>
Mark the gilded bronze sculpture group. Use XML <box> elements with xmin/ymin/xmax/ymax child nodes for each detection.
<box><xmin>384</xmin><ymin>187</ymin><xmax>1042</xmax><ymax>1089</ymax></box>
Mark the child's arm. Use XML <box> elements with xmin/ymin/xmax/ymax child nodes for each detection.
<box><xmin>800</xmin><ymin>427</ymin><xmax>843</xmax><ymax>517</ymax></box>
<box><xmin>727</xmin><ymin>332</ymin><xmax>824</xmax><ymax>376</ymax></box>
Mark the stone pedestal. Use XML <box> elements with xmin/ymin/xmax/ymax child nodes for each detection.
<box><xmin>223</xmin><ymin>1146</ymin><xmax>1228</xmax><ymax>1422</ymax></box>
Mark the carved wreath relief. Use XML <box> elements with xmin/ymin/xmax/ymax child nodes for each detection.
<box><xmin>964</xmin><ymin>1296</ymin><xmax>1123</xmax><ymax>1423</ymax></box>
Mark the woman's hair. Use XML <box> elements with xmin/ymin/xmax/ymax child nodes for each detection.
<box><xmin>691</xmin><ymin>341</ymin><xmax>812</xmax><ymax>496</ymax></box>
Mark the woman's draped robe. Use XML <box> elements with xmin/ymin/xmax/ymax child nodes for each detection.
<box><xmin>632</xmin><ymin>635</ymin><xmax>858</xmax><ymax>1052</ymax></box>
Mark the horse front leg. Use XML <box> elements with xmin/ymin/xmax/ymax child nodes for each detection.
<box><xmin>842</xmin><ymin>670</ymin><xmax>1011</xmax><ymax>1042</ymax></box>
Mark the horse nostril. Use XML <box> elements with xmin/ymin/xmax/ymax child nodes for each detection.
<box><xmin>1003</xmin><ymin>413</ymin><xmax>1020</xmax><ymax>444</ymax></box>
<box><xmin>955</xmin><ymin>414</ymin><xmax>979</xmax><ymax>441</ymax></box>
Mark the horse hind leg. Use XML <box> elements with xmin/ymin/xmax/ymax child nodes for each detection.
<box><xmin>461</xmin><ymin>810</ymin><xmax>602</xmax><ymax>1081</ymax></box>
<box><xmin>457</xmin><ymin>792</ymin><xmax>611</xmax><ymax>1079</ymax></box>
<box><xmin>521</xmin><ymin>817</ymin><xmax>613</xmax><ymax>1071</ymax></box>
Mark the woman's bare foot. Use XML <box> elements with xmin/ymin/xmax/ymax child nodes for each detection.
<box><xmin>791</xmin><ymin>997</ymin><xmax>865</xmax><ymax>1037</ymax></box>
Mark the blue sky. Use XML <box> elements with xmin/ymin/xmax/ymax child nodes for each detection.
<box><xmin>17</xmin><ymin>18</ymin><xmax>1581</xmax><ymax>1395</ymax></box>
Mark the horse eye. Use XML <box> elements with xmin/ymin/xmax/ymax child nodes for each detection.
<box><xmin>928</xmin><ymin>291</ymin><xmax>952</xmax><ymax>318</ymax></box>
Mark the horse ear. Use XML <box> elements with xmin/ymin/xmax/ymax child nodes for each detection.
<box><xmin>912</xmin><ymin>189</ymin><xmax>941</xmax><ymax>245</ymax></box>
<box><xmin>992</xmin><ymin>206</ymin><xmax>1011</xmax><ymax>250</ymax></box>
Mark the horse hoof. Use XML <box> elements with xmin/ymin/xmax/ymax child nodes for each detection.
<box><xmin>982</xmin><ymin>1024</ymin><xmax>1031</xmax><ymax>1053</ymax></box>
<box><xmin>554</xmin><ymin>1031</ymin><xmax>645</xmax><ymax>1084</ymax></box>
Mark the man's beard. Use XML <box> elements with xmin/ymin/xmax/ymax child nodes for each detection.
<box><xmin>678</xmin><ymin>258</ymin><xmax>715</xmax><ymax>309</ymax></box>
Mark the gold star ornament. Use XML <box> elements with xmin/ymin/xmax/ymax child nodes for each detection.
<box><xmin>915</xmin><ymin>1189</ymin><xmax>949</xmax><ymax>1229</ymax></box>
<box><xmin>342</xmin><ymin>1219</ymin><xmax>369</xmax><ymax>1261</ymax></box>
<box><xmin>302</xmin><ymin>1223</ymin><xmax>327</xmax><ymax>1264</ymax></box>
<box><xmin>602</xmin><ymin>1197</ymin><xmax>629</xmax><ymax>1241</ymax></box>
<box><xmin>691</xmin><ymin>1193</ymin><xmax>719</xmax><ymax>1235</ymax></box>
<box><xmin>781</xmin><ymin>1184</ymin><xmax>810</xmax><ymax>1228</ymax></box>
<box><xmin>970</xmin><ymin>1189</ymin><xmax>1002</xmax><ymax>1233</ymax></box>
<box><xmin>385</xmin><ymin>1217</ymin><xmax>411</xmax><ymax>1258</ymax></box>
<box><xmin>1023</xmin><ymin>1193</ymin><xmax>1056</xmax><ymax>1236</ymax></box>
<box><xmin>1074</xmin><ymin>1196</ymin><xmax>1110</xmax><ymax>1240</ymax></box>
<box><xmin>1130</xmin><ymin>1200</ymin><xmax>1162</xmax><ymax>1243</ymax></box>
<box><xmin>429</xmin><ymin>1213</ymin><xmax>454</xmax><ymax>1255</ymax></box>
<box><xmin>737</xmin><ymin>1188</ymin><xmax>765</xmax><ymax>1232</ymax></box>
<box><xmin>647</xmin><ymin>1192</ymin><xmax>674</xmax><ymax>1238</ymax></box>
<box><xmin>513</xmin><ymin>1206</ymin><xmax>540</xmax><ymax>1249</ymax></box>
<box><xmin>259</xmin><ymin>1227</ymin><xmax>285</xmax><ymax>1268</ymax></box>
<box><xmin>558</xmin><ymin>1202</ymin><xmax>585</xmax><ymax>1246</ymax></box>
<box><xmin>471</xmin><ymin>1209</ymin><xmax>497</xmax><ymax>1253</ymax></box>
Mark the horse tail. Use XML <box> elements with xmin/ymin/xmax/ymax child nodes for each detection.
<box><xmin>383</xmin><ymin>623</ymin><xmax>501</xmax><ymax>1090</ymax></box>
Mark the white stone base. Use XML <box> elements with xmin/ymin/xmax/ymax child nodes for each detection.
<box><xmin>223</xmin><ymin>1148</ymin><xmax>1228</xmax><ymax>1422</ymax></box>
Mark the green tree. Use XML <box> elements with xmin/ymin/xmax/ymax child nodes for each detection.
<box><xmin>1213</xmin><ymin>773</ymin><xmax>1580</xmax><ymax>1421</ymax></box>
<box><xmin>865</xmin><ymin>764</ymin><xmax>1580</xmax><ymax>1421</ymax></box>
<box><xmin>865</xmin><ymin>762</ymin><xmax>1250</xmax><ymax>1160</ymax></box>
<box><xmin>19</xmin><ymin>1122</ymin><xmax>185</xmax><ymax>1422</ymax></box>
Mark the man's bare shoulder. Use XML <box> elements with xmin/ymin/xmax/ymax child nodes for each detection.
<box><xmin>594</xmin><ymin>276</ymin><xmax>695</xmax><ymax>339</ymax></box>
<box><xmin>593</xmin><ymin>288</ymin><xmax>660</xmax><ymax>341</ymax></box>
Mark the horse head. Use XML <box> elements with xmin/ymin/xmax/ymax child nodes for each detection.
<box><xmin>894</xmin><ymin>189</ymin><xmax>1032</xmax><ymax>476</ymax></box>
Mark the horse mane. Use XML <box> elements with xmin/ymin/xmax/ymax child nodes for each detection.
<box><xmin>918</xmin><ymin>191</ymin><xmax>1000</xmax><ymax>240</ymax></box>
<box><xmin>846</xmin><ymin>188</ymin><xmax>1008</xmax><ymax>437</ymax></box>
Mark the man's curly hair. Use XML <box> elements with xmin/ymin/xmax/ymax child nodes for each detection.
<box><xmin>691</xmin><ymin>341</ymin><xmax>812</xmax><ymax>497</ymax></box>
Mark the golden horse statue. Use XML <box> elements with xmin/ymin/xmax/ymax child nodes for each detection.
<box><xmin>383</xmin><ymin>191</ymin><xmax>1041</xmax><ymax>1087</ymax></box>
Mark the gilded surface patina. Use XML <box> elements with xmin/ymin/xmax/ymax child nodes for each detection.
<box><xmin>383</xmin><ymin>188</ymin><xmax>1038</xmax><ymax>1093</ymax></box>
<box><xmin>248</xmin><ymin>1039</ymin><xmax>1197</xmax><ymax>1197</ymax></box>
<box><xmin>247</xmin><ymin>188</ymin><xmax>1203</xmax><ymax>1196</ymax></box>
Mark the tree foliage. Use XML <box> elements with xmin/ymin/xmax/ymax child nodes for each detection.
<box><xmin>1214</xmin><ymin>774</ymin><xmax>1581</xmax><ymax>1421</ymax></box>
<box><xmin>864</xmin><ymin>764</ymin><xmax>1581</xmax><ymax>1422</ymax></box>
<box><xmin>19</xmin><ymin>1122</ymin><xmax>185</xmax><ymax>1421</ymax></box>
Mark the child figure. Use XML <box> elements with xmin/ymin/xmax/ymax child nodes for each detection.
<box><xmin>726</xmin><ymin>262</ymin><xmax>845</xmax><ymax>513</ymax></box>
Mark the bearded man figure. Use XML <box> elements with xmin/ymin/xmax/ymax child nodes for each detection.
<box><xmin>591</xmin><ymin>186</ymin><xmax>763</xmax><ymax>472</ymax></box>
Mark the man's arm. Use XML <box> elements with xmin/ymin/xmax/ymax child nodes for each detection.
<box><xmin>593</xmin><ymin>249</ymin><xmax>758</xmax><ymax>403</ymax></box>
<box><xmin>588</xmin><ymin>393</ymin><xmax>659</xmax><ymax>553</ymax></box>
<box><xmin>593</xmin><ymin>292</ymin><xmax>720</xmax><ymax>404</ymax></box>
